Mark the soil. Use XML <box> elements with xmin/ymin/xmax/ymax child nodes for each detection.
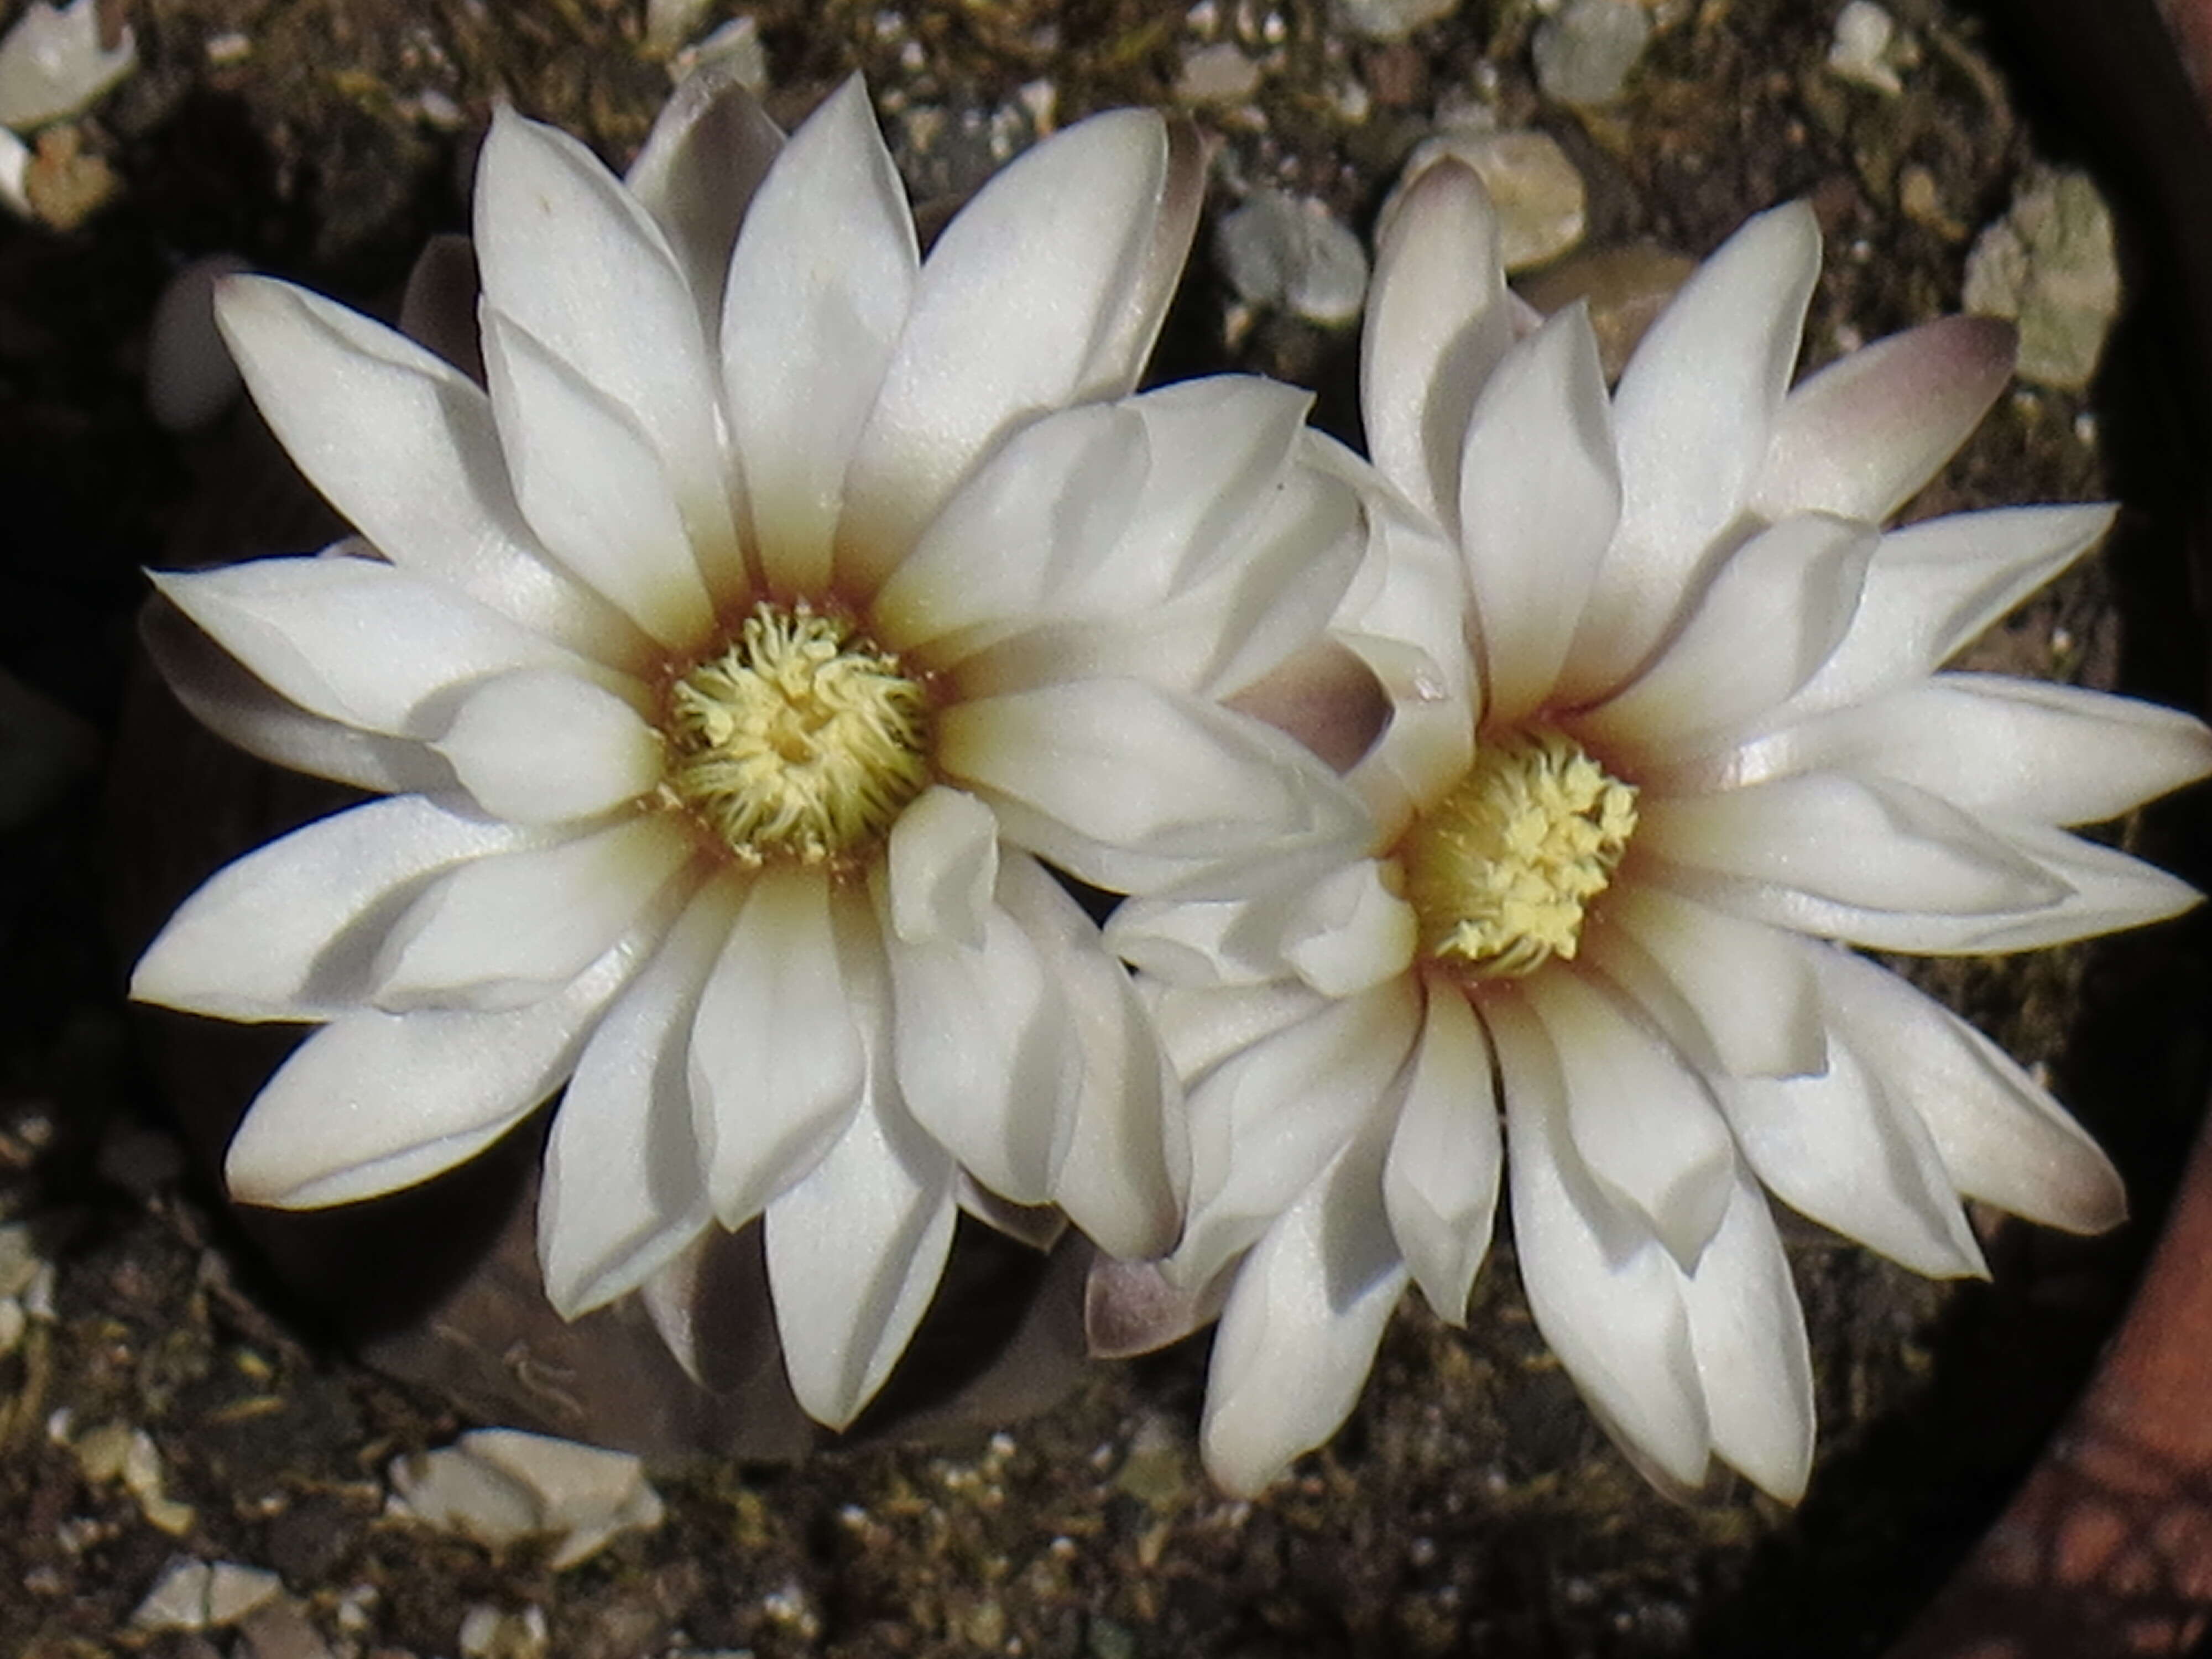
<box><xmin>2</xmin><ymin>1</ymin><xmax>2210</xmax><ymax>1657</ymax></box>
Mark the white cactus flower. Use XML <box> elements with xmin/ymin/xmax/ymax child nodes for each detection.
<box><xmin>132</xmin><ymin>73</ymin><xmax>1372</xmax><ymax>1430</ymax></box>
<box><xmin>1098</xmin><ymin>163</ymin><xmax>2212</xmax><ymax>1500</ymax></box>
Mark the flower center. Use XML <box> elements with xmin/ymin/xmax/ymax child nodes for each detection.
<box><xmin>1400</xmin><ymin>727</ymin><xmax>1637</xmax><ymax>978</ymax></box>
<box><xmin>662</xmin><ymin>601</ymin><xmax>931</xmax><ymax>865</ymax></box>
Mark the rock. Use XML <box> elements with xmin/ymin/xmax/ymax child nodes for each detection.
<box><xmin>1532</xmin><ymin>0</ymin><xmax>1651</xmax><ymax>108</ymax></box>
<box><xmin>1386</xmin><ymin>128</ymin><xmax>1588</xmax><ymax>271</ymax></box>
<box><xmin>1215</xmin><ymin>191</ymin><xmax>1370</xmax><ymax>325</ymax></box>
<box><xmin>1962</xmin><ymin>166</ymin><xmax>2121</xmax><ymax>390</ymax></box>
<box><xmin>1176</xmin><ymin>41</ymin><xmax>1262</xmax><ymax>103</ymax></box>
<box><xmin>1333</xmin><ymin>0</ymin><xmax>1459</xmax><ymax>41</ymax></box>
<box><xmin>643</xmin><ymin>0</ymin><xmax>714</xmax><ymax>56</ymax></box>
<box><xmin>1519</xmin><ymin>242</ymin><xmax>1698</xmax><ymax>380</ymax></box>
<box><xmin>129</xmin><ymin>1559</ymin><xmax>282</xmax><ymax>1631</ymax></box>
<box><xmin>458</xmin><ymin>1604</ymin><xmax>550</xmax><ymax>1659</ymax></box>
<box><xmin>667</xmin><ymin>15</ymin><xmax>766</xmax><ymax>93</ymax></box>
<box><xmin>238</xmin><ymin>1599</ymin><xmax>336</xmax><ymax>1659</ymax></box>
<box><xmin>22</xmin><ymin>122</ymin><xmax>117</xmax><ymax>230</ymax></box>
<box><xmin>1826</xmin><ymin>0</ymin><xmax>1913</xmax><ymax>96</ymax></box>
<box><xmin>0</xmin><ymin>0</ymin><xmax>135</xmax><ymax>132</ymax></box>
<box><xmin>387</xmin><ymin>1428</ymin><xmax>665</xmax><ymax>1569</ymax></box>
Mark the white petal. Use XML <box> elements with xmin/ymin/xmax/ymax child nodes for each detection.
<box><xmin>1485</xmin><ymin>992</ymin><xmax>1711</xmax><ymax>1489</ymax></box>
<box><xmin>1637</xmin><ymin>771</ymin><xmax>2069</xmax><ymax>917</ymax></box>
<box><xmin>1456</xmin><ymin>305</ymin><xmax>1620</xmax><ymax>726</ymax></box>
<box><xmin>1680</xmin><ymin>1165</ymin><xmax>1815</xmax><ymax>1501</ymax></box>
<box><xmin>1566</xmin><ymin>203</ymin><xmax>1823</xmax><ymax>700</ymax></box>
<box><xmin>723</xmin><ymin>76</ymin><xmax>917</xmax><ymax>595</ymax></box>
<box><xmin>1751</xmin><ymin>314</ymin><xmax>2015</xmax><ymax>524</ymax></box>
<box><xmin>1381</xmin><ymin>987</ymin><xmax>1500</xmax><ymax>1323</ymax></box>
<box><xmin>941</xmin><ymin>677</ymin><xmax>1367</xmax><ymax>894</ymax></box>
<box><xmin>688</xmin><ymin>867</ymin><xmax>868</xmax><ymax>1226</ymax></box>
<box><xmin>473</xmin><ymin>108</ymin><xmax>742</xmax><ymax>593</ymax></box>
<box><xmin>1171</xmin><ymin>976</ymin><xmax>1421</xmax><ymax>1288</ymax></box>
<box><xmin>211</xmin><ymin>276</ymin><xmax>651</xmax><ymax>666</ymax></box>
<box><xmin>1776</xmin><ymin>504</ymin><xmax>2114</xmax><ymax>721</ymax></box>
<box><xmin>622</xmin><ymin>58</ymin><xmax>784</xmax><ymax>338</ymax></box>
<box><xmin>1809</xmin><ymin>946</ymin><xmax>2124</xmax><ymax>1234</ymax></box>
<box><xmin>877</xmin><ymin>851</ymin><xmax>1079</xmax><ymax>1206</ymax></box>
<box><xmin>1140</xmin><ymin>976</ymin><xmax>1334</xmax><ymax>1082</ymax></box>
<box><xmin>370</xmin><ymin>816</ymin><xmax>695</xmax><ymax>1011</ymax></box>
<box><xmin>539</xmin><ymin>874</ymin><xmax>745</xmax><ymax>1316</ymax></box>
<box><xmin>434</xmin><ymin>667</ymin><xmax>664</xmax><ymax>823</ymax></box>
<box><xmin>1360</xmin><ymin>159</ymin><xmax>1516</xmax><ymax>535</ymax></box>
<box><xmin>998</xmin><ymin>854</ymin><xmax>1189</xmax><ymax>1259</ymax></box>
<box><xmin>765</xmin><ymin>1086</ymin><xmax>958</xmax><ymax>1428</ymax></box>
<box><xmin>482</xmin><ymin>310</ymin><xmax>717</xmax><ymax>651</ymax></box>
<box><xmin>133</xmin><ymin>797</ymin><xmax>543</xmax><ymax>1022</ymax></box>
<box><xmin>1524</xmin><ymin>971</ymin><xmax>1735</xmax><ymax>1270</ymax></box>
<box><xmin>1278</xmin><ymin>860</ymin><xmax>1419</xmax><ymax>997</ymax></box>
<box><xmin>884</xmin><ymin>784</ymin><xmax>998</xmax><ymax>950</ymax></box>
<box><xmin>225</xmin><ymin>911</ymin><xmax>669</xmax><ymax>1208</ymax></box>
<box><xmin>141</xmin><ymin>596</ymin><xmax>451</xmax><ymax>794</ymax></box>
<box><xmin>1723</xmin><ymin>674</ymin><xmax>2212</xmax><ymax>828</ymax></box>
<box><xmin>1577</xmin><ymin>513</ymin><xmax>1877</xmax><ymax>754</ymax></box>
<box><xmin>1583</xmin><ymin>885</ymin><xmax>1825</xmax><ymax>1078</ymax></box>
<box><xmin>1202</xmin><ymin>1123</ymin><xmax>1407</xmax><ymax>1497</ymax></box>
<box><xmin>837</xmin><ymin>109</ymin><xmax>1183</xmax><ymax>584</ymax></box>
<box><xmin>150</xmin><ymin>555</ymin><xmax>618</xmax><ymax>740</ymax></box>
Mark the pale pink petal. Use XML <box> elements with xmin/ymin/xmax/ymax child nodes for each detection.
<box><xmin>1382</xmin><ymin>986</ymin><xmax>1500</xmax><ymax>1323</ymax></box>
<box><xmin>722</xmin><ymin>76</ymin><xmax>917</xmax><ymax>596</ymax></box>
<box><xmin>1752</xmin><ymin>315</ymin><xmax>2015</xmax><ymax>524</ymax></box>
<box><xmin>434</xmin><ymin>667</ymin><xmax>664</xmax><ymax>823</ymax></box>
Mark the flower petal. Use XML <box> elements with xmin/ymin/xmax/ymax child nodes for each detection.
<box><xmin>1523</xmin><ymin>971</ymin><xmax>1735</xmax><ymax>1270</ymax></box>
<box><xmin>473</xmin><ymin>108</ymin><xmax>742</xmax><ymax>593</ymax></box>
<box><xmin>765</xmin><ymin>1084</ymin><xmax>959</xmax><ymax>1428</ymax></box>
<box><xmin>1486</xmin><ymin>992</ymin><xmax>1711</xmax><ymax>1489</ymax></box>
<box><xmin>212</xmin><ymin>276</ymin><xmax>653</xmax><ymax>667</ymax></box>
<box><xmin>1583</xmin><ymin>885</ymin><xmax>1825</xmax><ymax>1079</ymax></box>
<box><xmin>1202</xmin><ymin>1119</ymin><xmax>1407</xmax><ymax>1498</ymax></box>
<box><xmin>132</xmin><ymin>796</ymin><xmax>544</xmax><ymax>1022</ymax></box>
<box><xmin>434</xmin><ymin>667</ymin><xmax>665</xmax><ymax>823</ymax></box>
<box><xmin>885</xmin><ymin>784</ymin><xmax>998</xmax><ymax>951</ymax></box>
<box><xmin>1382</xmin><ymin>986</ymin><xmax>1501</xmax><ymax>1323</ymax></box>
<box><xmin>1577</xmin><ymin>513</ymin><xmax>1877</xmax><ymax>754</ymax></box>
<box><xmin>150</xmin><ymin>554</ymin><xmax>619</xmax><ymax>740</ymax></box>
<box><xmin>1566</xmin><ymin>202</ymin><xmax>1822</xmax><ymax>700</ymax></box>
<box><xmin>225</xmin><ymin>909</ymin><xmax>671</xmax><ymax>1208</ymax></box>
<box><xmin>369</xmin><ymin>815</ymin><xmax>696</xmax><ymax>1012</ymax></box>
<box><xmin>722</xmin><ymin>76</ymin><xmax>917</xmax><ymax>596</ymax></box>
<box><xmin>688</xmin><ymin>866</ymin><xmax>869</xmax><ymax>1227</ymax></box>
<box><xmin>1361</xmin><ymin>159</ymin><xmax>1517</xmax><ymax>536</ymax></box>
<box><xmin>1752</xmin><ymin>314</ymin><xmax>2015</xmax><ymax>524</ymax></box>
<box><xmin>837</xmin><ymin>108</ymin><xmax>1187</xmax><ymax>583</ymax></box>
<box><xmin>1456</xmin><ymin>305</ymin><xmax>1620</xmax><ymax>726</ymax></box>
<box><xmin>482</xmin><ymin>310</ymin><xmax>718</xmax><ymax>651</ymax></box>
<box><xmin>1809</xmin><ymin>946</ymin><xmax>2125</xmax><ymax>1234</ymax></box>
<box><xmin>538</xmin><ymin>873</ymin><xmax>746</xmax><ymax>1317</ymax></box>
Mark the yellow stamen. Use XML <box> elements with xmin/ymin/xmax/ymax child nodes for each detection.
<box><xmin>1401</xmin><ymin>728</ymin><xmax>1636</xmax><ymax>978</ymax></box>
<box><xmin>663</xmin><ymin>602</ymin><xmax>931</xmax><ymax>864</ymax></box>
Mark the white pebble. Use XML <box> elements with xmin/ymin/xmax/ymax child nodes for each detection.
<box><xmin>1532</xmin><ymin>0</ymin><xmax>1650</xmax><ymax>107</ymax></box>
<box><xmin>1215</xmin><ymin>191</ymin><xmax>1369</xmax><ymax>325</ymax></box>
<box><xmin>1828</xmin><ymin>1</ymin><xmax>1907</xmax><ymax>96</ymax></box>
<box><xmin>1386</xmin><ymin>128</ymin><xmax>1587</xmax><ymax>270</ymax></box>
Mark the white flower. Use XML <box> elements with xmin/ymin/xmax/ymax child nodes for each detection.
<box><xmin>1099</xmin><ymin>163</ymin><xmax>2212</xmax><ymax>1499</ymax></box>
<box><xmin>132</xmin><ymin>73</ymin><xmax>1370</xmax><ymax>1429</ymax></box>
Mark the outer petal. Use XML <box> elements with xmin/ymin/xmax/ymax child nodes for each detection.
<box><xmin>225</xmin><ymin>904</ymin><xmax>675</xmax><ymax>1208</ymax></box>
<box><xmin>1564</xmin><ymin>202</ymin><xmax>1823</xmax><ymax>701</ymax></box>
<box><xmin>434</xmin><ymin>667</ymin><xmax>664</xmax><ymax>824</ymax></box>
<box><xmin>1360</xmin><ymin>160</ymin><xmax>1517</xmax><ymax>536</ymax></box>
<box><xmin>1809</xmin><ymin>946</ymin><xmax>2125</xmax><ymax>1234</ymax></box>
<box><xmin>212</xmin><ymin>276</ymin><xmax>653</xmax><ymax>667</ymax></box>
<box><xmin>688</xmin><ymin>867</ymin><xmax>869</xmax><ymax>1227</ymax></box>
<box><xmin>722</xmin><ymin>76</ymin><xmax>917</xmax><ymax>596</ymax></box>
<box><xmin>1381</xmin><ymin>985</ymin><xmax>1501</xmax><ymax>1323</ymax></box>
<box><xmin>1455</xmin><ymin>305</ymin><xmax>1620</xmax><ymax>727</ymax></box>
<box><xmin>1751</xmin><ymin>315</ymin><xmax>2015</xmax><ymax>524</ymax></box>
<box><xmin>369</xmin><ymin>816</ymin><xmax>695</xmax><ymax>1011</ymax></box>
<box><xmin>473</xmin><ymin>109</ymin><xmax>742</xmax><ymax>594</ymax></box>
<box><xmin>1486</xmin><ymin>992</ymin><xmax>1712</xmax><ymax>1490</ymax></box>
<box><xmin>538</xmin><ymin>873</ymin><xmax>746</xmax><ymax>1317</ymax></box>
<box><xmin>837</xmin><ymin>109</ymin><xmax>1187</xmax><ymax>585</ymax></box>
<box><xmin>149</xmin><ymin>555</ymin><xmax>622</xmax><ymax>740</ymax></box>
<box><xmin>1201</xmin><ymin>1118</ymin><xmax>1408</xmax><ymax>1498</ymax></box>
<box><xmin>764</xmin><ymin>1084</ymin><xmax>959</xmax><ymax>1428</ymax></box>
<box><xmin>133</xmin><ymin>796</ymin><xmax>544</xmax><ymax>1022</ymax></box>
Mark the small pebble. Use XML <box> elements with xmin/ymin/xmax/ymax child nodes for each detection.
<box><xmin>1961</xmin><ymin>166</ymin><xmax>2120</xmax><ymax>390</ymax></box>
<box><xmin>458</xmin><ymin>1603</ymin><xmax>549</xmax><ymax>1659</ymax></box>
<box><xmin>1519</xmin><ymin>242</ymin><xmax>1698</xmax><ymax>380</ymax></box>
<box><xmin>388</xmin><ymin>1428</ymin><xmax>664</xmax><ymax>1569</ymax></box>
<box><xmin>237</xmin><ymin>1598</ymin><xmax>335</xmax><ymax>1659</ymax></box>
<box><xmin>1826</xmin><ymin>1</ymin><xmax>1910</xmax><ymax>96</ymax></box>
<box><xmin>1215</xmin><ymin>190</ymin><xmax>1369</xmax><ymax>325</ymax></box>
<box><xmin>668</xmin><ymin>15</ymin><xmax>766</xmax><ymax>91</ymax></box>
<box><xmin>644</xmin><ymin>0</ymin><xmax>715</xmax><ymax>54</ymax></box>
<box><xmin>1332</xmin><ymin>0</ymin><xmax>1457</xmax><ymax>41</ymax></box>
<box><xmin>22</xmin><ymin>122</ymin><xmax>117</xmax><ymax>230</ymax></box>
<box><xmin>0</xmin><ymin>0</ymin><xmax>135</xmax><ymax>132</ymax></box>
<box><xmin>1532</xmin><ymin>0</ymin><xmax>1651</xmax><ymax>107</ymax></box>
<box><xmin>130</xmin><ymin>1559</ymin><xmax>282</xmax><ymax>1632</ymax></box>
<box><xmin>1387</xmin><ymin>128</ymin><xmax>1588</xmax><ymax>271</ymax></box>
<box><xmin>1175</xmin><ymin>40</ymin><xmax>1261</xmax><ymax>103</ymax></box>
